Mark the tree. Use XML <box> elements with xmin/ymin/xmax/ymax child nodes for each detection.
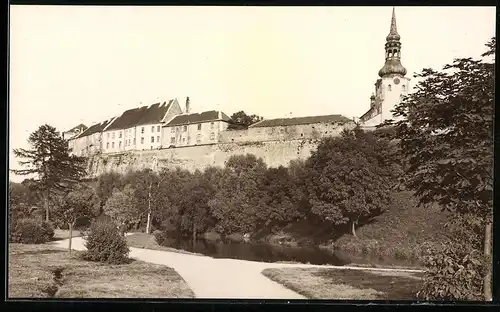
<box><xmin>53</xmin><ymin>184</ymin><xmax>100</xmax><ymax>253</ymax></box>
<box><xmin>259</xmin><ymin>166</ymin><xmax>303</xmax><ymax>231</ymax></box>
<box><xmin>95</xmin><ymin>172</ymin><xmax>125</xmax><ymax>215</ymax></box>
<box><xmin>103</xmin><ymin>185</ymin><xmax>138</xmax><ymax>235</ymax></box>
<box><xmin>12</xmin><ymin>125</ymin><xmax>87</xmax><ymax>222</ymax></box>
<box><xmin>227</xmin><ymin>111</ymin><xmax>264</xmax><ymax>130</ymax></box>
<box><xmin>208</xmin><ymin>154</ymin><xmax>268</xmax><ymax>234</ymax></box>
<box><xmin>385</xmin><ymin>38</ymin><xmax>494</xmax><ymax>300</ymax></box>
<box><xmin>177</xmin><ymin>170</ymin><xmax>217</xmax><ymax>240</ymax></box>
<box><xmin>304</xmin><ymin>128</ymin><xmax>397</xmax><ymax>237</ymax></box>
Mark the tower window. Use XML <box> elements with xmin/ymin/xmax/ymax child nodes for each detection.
<box><xmin>402</xmin><ymin>85</ymin><xmax>406</xmax><ymax>91</ymax></box>
<box><xmin>388</xmin><ymin>84</ymin><xmax>392</xmax><ymax>91</ymax></box>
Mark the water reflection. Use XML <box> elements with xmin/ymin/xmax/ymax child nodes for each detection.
<box><xmin>159</xmin><ymin>236</ymin><xmax>350</xmax><ymax>266</ymax></box>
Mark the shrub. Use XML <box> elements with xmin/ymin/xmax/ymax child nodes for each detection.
<box><xmin>153</xmin><ymin>230</ymin><xmax>168</xmax><ymax>246</ymax></box>
<box><xmin>417</xmin><ymin>242</ymin><xmax>485</xmax><ymax>301</ymax></box>
<box><xmin>82</xmin><ymin>221</ymin><xmax>130</xmax><ymax>264</ymax></box>
<box><xmin>10</xmin><ymin>218</ymin><xmax>54</xmax><ymax>244</ymax></box>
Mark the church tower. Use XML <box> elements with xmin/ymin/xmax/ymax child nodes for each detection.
<box><xmin>360</xmin><ymin>8</ymin><xmax>410</xmax><ymax>127</ymax></box>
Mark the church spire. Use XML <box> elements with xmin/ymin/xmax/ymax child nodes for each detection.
<box><xmin>378</xmin><ymin>7</ymin><xmax>407</xmax><ymax>78</ymax></box>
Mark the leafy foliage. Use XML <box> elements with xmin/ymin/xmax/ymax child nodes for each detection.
<box><xmin>385</xmin><ymin>38</ymin><xmax>495</xmax><ymax>300</ymax></box>
<box><xmin>227</xmin><ymin>111</ymin><xmax>264</xmax><ymax>130</ymax></box>
<box><xmin>103</xmin><ymin>185</ymin><xmax>138</xmax><ymax>233</ymax></box>
<box><xmin>95</xmin><ymin>172</ymin><xmax>125</xmax><ymax>214</ymax></box>
<box><xmin>82</xmin><ymin>221</ymin><xmax>130</xmax><ymax>264</ymax></box>
<box><xmin>304</xmin><ymin>128</ymin><xmax>398</xmax><ymax>236</ymax></box>
<box><xmin>10</xmin><ymin>218</ymin><xmax>54</xmax><ymax>244</ymax></box>
<box><xmin>208</xmin><ymin>154</ymin><xmax>269</xmax><ymax>234</ymax></box>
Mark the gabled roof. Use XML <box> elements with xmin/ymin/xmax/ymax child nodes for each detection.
<box><xmin>249</xmin><ymin>114</ymin><xmax>352</xmax><ymax>128</ymax></box>
<box><xmin>65</xmin><ymin>123</ymin><xmax>87</xmax><ymax>133</ymax></box>
<box><xmin>73</xmin><ymin>119</ymin><xmax>114</xmax><ymax>140</ymax></box>
<box><xmin>105</xmin><ymin>100</ymin><xmax>173</xmax><ymax>131</ymax></box>
<box><xmin>165</xmin><ymin>110</ymin><xmax>230</xmax><ymax>127</ymax></box>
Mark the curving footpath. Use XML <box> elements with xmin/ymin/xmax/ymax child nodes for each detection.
<box><xmin>51</xmin><ymin>237</ymin><xmax>423</xmax><ymax>299</ymax></box>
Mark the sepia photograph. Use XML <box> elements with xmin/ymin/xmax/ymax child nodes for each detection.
<box><xmin>8</xmin><ymin>5</ymin><xmax>495</xmax><ymax>301</ymax></box>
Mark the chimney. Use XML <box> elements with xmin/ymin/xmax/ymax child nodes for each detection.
<box><xmin>185</xmin><ymin>97</ymin><xmax>190</xmax><ymax>114</ymax></box>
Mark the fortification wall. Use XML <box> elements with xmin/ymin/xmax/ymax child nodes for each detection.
<box><xmin>86</xmin><ymin>139</ymin><xmax>321</xmax><ymax>178</ymax></box>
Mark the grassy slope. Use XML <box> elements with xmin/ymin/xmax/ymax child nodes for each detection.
<box><xmin>330</xmin><ymin>191</ymin><xmax>449</xmax><ymax>264</ymax></box>
<box><xmin>261</xmin><ymin>267</ymin><xmax>423</xmax><ymax>300</ymax></box>
<box><xmin>8</xmin><ymin>243</ymin><xmax>195</xmax><ymax>298</ymax></box>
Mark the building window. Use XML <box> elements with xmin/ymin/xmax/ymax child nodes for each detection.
<box><xmin>210</xmin><ymin>132</ymin><xmax>215</xmax><ymax>140</ymax></box>
<box><xmin>157</xmin><ymin>126</ymin><xmax>160</xmax><ymax>132</ymax></box>
<box><xmin>141</xmin><ymin>127</ymin><xmax>145</xmax><ymax>134</ymax></box>
<box><xmin>119</xmin><ymin>132</ymin><xmax>122</xmax><ymax>138</ymax></box>
<box><xmin>107</xmin><ymin>133</ymin><xmax>110</xmax><ymax>139</ymax></box>
<box><xmin>107</xmin><ymin>143</ymin><xmax>109</xmax><ymax>149</ymax></box>
<box><xmin>133</xmin><ymin>138</ymin><xmax>136</xmax><ymax>144</ymax></box>
<box><xmin>187</xmin><ymin>137</ymin><xmax>190</xmax><ymax>144</ymax></box>
<box><xmin>171</xmin><ymin>128</ymin><xmax>175</xmax><ymax>133</ymax></box>
<box><xmin>197</xmin><ymin>124</ymin><xmax>202</xmax><ymax>130</ymax></box>
<box><xmin>402</xmin><ymin>85</ymin><xmax>406</xmax><ymax>91</ymax></box>
<box><xmin>157</xmin><ymin>136</ymin><xmax>160</xmax><ymax>142</ymax></box>
<box><xmin>112</xmin><ymin>142</ymin><xmax>115</xmax><ymax>148</ymax></box>
<box><xmin>124</xmin><ymin>141</ymin><xmax>127</xmax><ymax>147</ymax></box>
<box><xmin>183</xmin><ymin>125</ymin><xmax>187</xmax><ymax>132</ymax></box>
<box><xmin>196</xmin><ymin>134</ymin><xmax>201</xmax><ymax>143</ymax></box>
<box><xmin>151</xmin><ymin>136</ymin><xmax>154</xmax><ymax>143</ymax></box>
<box><xmin>388</xmin><ymin>84</ymin><xmax>392</xmax><ymax>91</ymax></box>
<box><xmin>182</xmin><ymin>138</ymin><xmax>186</xmax><ymax>143</ymax></box>
<box><xmin>141</xmin><ymin>137</ymin><xmax>144</xmax><ymax>144</ymax></box>
<box><xmin>210</xmin><ymin>122</ymin><xmax>214</xmax><ymax>129</ymax></box>
<box><xmin>119</xmin><ymin>141</ymin><xmax>122</xmax><ymax>148</ymax></box>
<box><xmin>112</xmin><ymin>132</ymin><xmax>115</xmax><ymax>139</ymax></box>
<box><xmin>170</xmin><ymin>137</ymin><xmax>175</xmax><ymax>144</ymax></box>
<box><xmin>151</xmin><ymin>126</ymin><xmax>155</xmax><ymax>132</ymax></box>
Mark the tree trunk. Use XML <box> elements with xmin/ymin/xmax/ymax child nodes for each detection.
<box><xmin>193</xmin><ymin>223</ymin><xmax>197</xmax><ymax>242</ymax></box>
<box><xmin>351</xmin><ymin>220</ymin><xmax>357</xmax><ymax>237</ymax></box>
<box><xmin>146</xmin><ymin>182</ymin><xmax>152</xmax><ymax>234</ymax></box>
<box><xmin>483</xmin><ymin>220</ymin><xmax>492</xmax><ymax>301</ymax></box>
<box><xmin>44</xmin><ymin>190</ymin><xmax>50</xmax><ymax>222</ymax></box>
<box><xmin>68</xmin><ymin>222</ymin><xmax>73</xmax><ymax>254</ymax></box>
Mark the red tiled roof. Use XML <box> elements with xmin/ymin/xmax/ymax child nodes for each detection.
<box><xmin>249</xmin><ymin>114</ymin><xmax>351</xmax><ymax>128</ymax></box>
<box><xmin>165</xmin><ymin>110</ymin><xmax>230</xmax><ymax>127</ymax></box>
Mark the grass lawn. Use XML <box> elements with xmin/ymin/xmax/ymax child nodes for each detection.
<box><xmin>261</xmin><ymin>267</ymin><xmax>424</xmax><ymax>300</ymax></box>
<box><xmin>8</xmin><ymin>243</ymin><xmax>195</xmax><ymax>298</ymax></box>
<box><xmin>126</xmin><ymin>233</ymin><xmax>202</xmax><ymax>256</ymax></box>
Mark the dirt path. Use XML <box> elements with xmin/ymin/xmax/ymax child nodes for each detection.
<box><xmin>51</xmin><ymin>237</ymin><xmax>423</xmax><ymax>299</ymax></box>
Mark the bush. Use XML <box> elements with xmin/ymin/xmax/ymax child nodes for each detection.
<box><xmin>10</xmin><ymin>218</ymin><xmax>54</xmax><ymax>244</ymax></box>
<box><xmin>82</xmin><ymin>221</ymin><xmax>130</xmax><ymax>264</ymax></box>
<box><xmin>417</xmin><ymin>242</ymin><xmax>485</xmax><ymax>301</ymax></box>
<box><xmin>153</xmin><ymin>230</ymin><xmax>168</xmax><ymax>246</ymax></box>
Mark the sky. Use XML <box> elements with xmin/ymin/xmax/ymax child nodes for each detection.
<box><xmin>9</xmin><ymin>5</ymin><xmax>496</xmax><ymax>182</ymax></box>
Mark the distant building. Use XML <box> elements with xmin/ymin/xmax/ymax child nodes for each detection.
<box><xmin>360</xmin><ymin>8</ymin><xmax>410</xmax><ymax>129</ymax></box>
<box><xmin>163</xmin><ymin>110</ymin><xmax>231</xmax><ymax>147</ymax></box>
<box><xmin>101</xmin><ymin>99</ymin><xmax>182</xmax><ymax>153</ymax></box>
<box><xmin>62</xmin><ymin>123</ymin><xmax>87</xmax><ymax>141</ymax></box>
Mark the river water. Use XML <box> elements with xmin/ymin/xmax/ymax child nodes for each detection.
<box><xmin>158</xmin><ymin>236</ymin><xmax>351</xmax><ymax>265</ymax></box>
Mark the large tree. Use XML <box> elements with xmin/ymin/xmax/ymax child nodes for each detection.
<box><xmin>95</xmin><ymin>172</ymin><xmax>125</xmax><ymax>215</ymax></box>
<box><xmin>385</xmin><ymin>38</ymin><xmax>494</xmax><ymax>300</ymax></box>
<box><xmin>304</xmin><ymin>128</ymin><xmax>398</xmax><ymax>237</ymax></box>
<box><xmin>12</xmin><ymin>125</ymin><xmax>87</xmax><ymax>222</ymax></box>
<box><xmin>208</xmin><ymin>154</ymin><xmax>268</xmax><ymax>234</ymax></box>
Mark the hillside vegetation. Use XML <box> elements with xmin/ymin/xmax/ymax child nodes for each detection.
<box><xmin>329</xmin><ymin>191</ymin><xmax>449</xmax><ymax>265</ymax></box>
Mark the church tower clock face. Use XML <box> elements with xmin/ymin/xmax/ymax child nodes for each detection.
<box><xmin>393</xmin><ymin>77</ymin><xmax>400</xmax><ymax>85</ymax></box>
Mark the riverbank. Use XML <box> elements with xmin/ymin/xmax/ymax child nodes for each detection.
<box><xmin>8</xmin><ymin>243</ymin><xmax>194</xmax><ymax>298</ymax></box>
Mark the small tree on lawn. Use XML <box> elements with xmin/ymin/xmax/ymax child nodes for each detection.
<box><xmin>54</xmin><ymin>184</ymin><xmax>100</xmax><ymax>253</ymax></box>
<box><xmin>12</xmin><ymin>124</ymin><xmax>87</xmax><ymax>222</ymax></box>
<box><xmin>305</xmin><ymin>128</ymin><xmax>398</xmax><ymax>237</ymax></box>
<box><xmin>384</xmin><ymin>38</ymin><xmax>494</xmax><ymax>301</ymax></box>
<box><xmin>103</xmin><ymin>185</ymin><xmax>138</xmax><ymax>235</ymax></box>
